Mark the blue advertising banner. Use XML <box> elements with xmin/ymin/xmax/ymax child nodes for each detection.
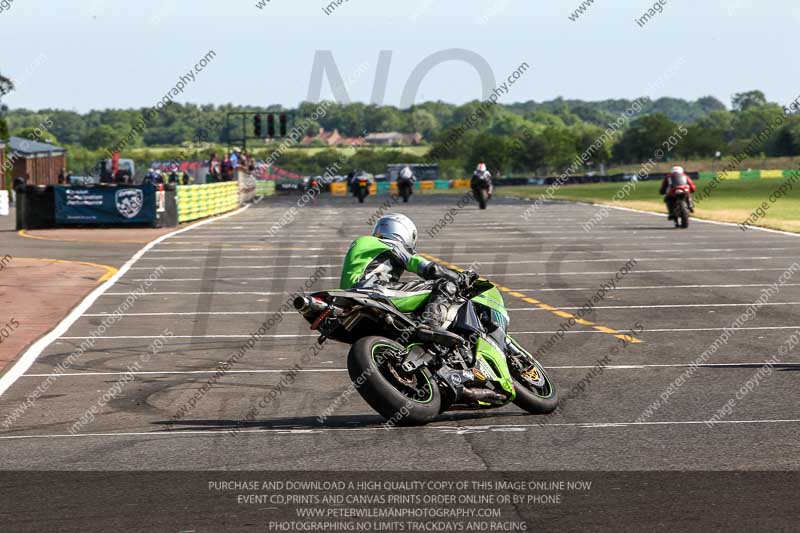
<box><xmin>55</xmin><ymin>185</ymin><xmax>156</xmax><ymax>225</ymax></box>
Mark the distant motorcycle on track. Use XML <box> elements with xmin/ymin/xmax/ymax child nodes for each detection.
<box><xmin>669</xmin><ymin>184</ymin><xmax>691</xmax><ymax>229</ymax></box>
<box><xmin>349</xmin><ymin>170</ymin><xmax>373</xmax><ymax>204</ymax></box>
<box><xmin>397</xmin><ymin>177</ymin><xmax>414</xmax><ymax>203</ymax></box>
<box><xmin>661</xmin><ymin>166</ymin><xmax>696</xmax><ymax>229</ymax></box>
<box><xmin>471</xmin><ymin>172</ymin><xmax>493</xmax><ymax>210</ymax></box>
<box><xmin>397</xmin><ymin>165</ymin><xmax>415</xmax><ymax>203</ymax></box>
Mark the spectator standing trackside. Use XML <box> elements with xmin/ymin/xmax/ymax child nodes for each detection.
<box><xmin>208</xmin><ymin>153</ymin><xmax>220</xmax><ymax>183</ymax></box>
<box><xmin>229</xmin><ymin>148</ymin><xmax>239</xmax><ymax>170</ymax></box>
<box><xmin>12</xmin><ymin>175</ymin><xmax>26</xmax><ymax>205</ymax></box>
<box><xmin>222</xmin><ymin>156</ymin><xmax>233</xmax><ymax>181</ymax></box>
<box><xmin>58</xmin><ymin>168</ymin><xmax>65</xmax><ymax>184</ymax></box>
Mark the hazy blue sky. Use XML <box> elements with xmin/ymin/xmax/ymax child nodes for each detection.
<box><xmin>1</xmin><ymin>0</ymin><xmax>798</xmax><ymax>111</ymax></box>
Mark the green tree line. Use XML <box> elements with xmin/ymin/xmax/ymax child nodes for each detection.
<box><xmin>3</xmin><ymin>82</ymin><xmax>800</xmax><ymax>177</ymax></box>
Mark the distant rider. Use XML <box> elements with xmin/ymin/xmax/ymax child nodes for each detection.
<box><xmin>471</xmin><ymin>162</ymin><xmax>493</xmax><ymax>196</ymax></box>
<box><xmin>339</xmin><ymin>213</ymin><xmax>477</xmax><ymax>337</ymax></box>
<box><xmin>399</xmin><ymin>165</ymin><xmax>415</xmax><ymax>183</ymax></box>
<box><xmin>348</xmin><ymin>169</ymin><xmax>374</xmax><ymax>194</ymax></box>
<box><xmin>659</xmin><ymin>166</ymin><xmax>696</xmax><ymax>220</ymax></box>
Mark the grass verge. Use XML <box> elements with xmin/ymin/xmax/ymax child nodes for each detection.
<box><xmin>495</xmin><ymin>179</ymin><xmax>800</xmax><ymax>234</ymax></box>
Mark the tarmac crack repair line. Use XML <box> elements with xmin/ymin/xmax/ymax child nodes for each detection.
<box><xmin>3</xmin><ymin>418</ymin><xmax>800</xmax><ymax>441</ymax></box>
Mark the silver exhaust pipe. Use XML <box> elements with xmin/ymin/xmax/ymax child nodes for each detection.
<box><xmin>294</xmin><ymin>296</ymin><xmax>329</xmax><ymax>314</ymax></box>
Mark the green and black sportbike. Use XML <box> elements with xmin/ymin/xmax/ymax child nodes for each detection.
<box><xmin>294</xmin><ymin>277</ymin><xmax>558</xmax><ymax>425</ymax></box>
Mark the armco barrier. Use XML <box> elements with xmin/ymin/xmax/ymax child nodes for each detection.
<box><xmin>329</xmin><ymin>182</ymin><xmax>380</xmax><ymax>196</ymax></box>
<box><xmin>177</xmin><ymin>182</ymin><xmax>238</xmax><ymax>223</ymax></box>
<box><xmin>330</xmin><ymin>182</ymin><xmax>347</xmax><ymax>196</ymax></box>
<box><xmin>762</xmin><ymin>170</ymin><xmax>783</xmax><ymax>178</ymax></box>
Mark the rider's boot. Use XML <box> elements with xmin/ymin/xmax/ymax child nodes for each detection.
<box><xmin>416</xmin><ymin>280</ymin><xmax>462</xmax><ymax>343</ymax></box>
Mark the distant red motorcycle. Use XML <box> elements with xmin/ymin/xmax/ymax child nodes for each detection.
<box><xmin>660</xmin><ymin>166</ymin><xmax>696</xmax><ymax>229</ymax></box>
<box><xmin>669</xmin><ymin>184</ymin><xmax>692</xmax><ymax>228</ymax></box>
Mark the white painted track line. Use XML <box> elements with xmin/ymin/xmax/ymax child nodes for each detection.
<box><xmin>56</xmin><ymin>325</ymin><xmax>800</xmax><ymax>340</ymax></box>
<box><xmin>79</xmin><ymin>302</ymin><xmax>800</xmax><ymax>316</ymax></box>
<box><xmin>591</xmin><ymin>202</ymin><xmax>800</xmax><ymax>238</ymax></box>
<box><xmin>529</xmin><ymin>283</ymin><xmax>800</xmax><ymax>291</ymax></box>
<box><xmin>119</xmin><ymin>267</ymin><xmax>799</xmax><ymax>277</ymax></box>
<box><xmin>0</xmin><ymin>206</ymin><xmax>251</xmax><ymax>399</ymax></box>
<box><xmin>20</xmin><ymin>362</ymin><xmax>800</xmax><ymax>378</ymax></box>
<box><xmin>512</xmin><ymin>302</ymin><xmax>800</xmax><ymax>311</ymax></box>
<box><xmin>124</xmin><ymin>256</ymin><xmax>799</xmax><ymax>267</ymax></box>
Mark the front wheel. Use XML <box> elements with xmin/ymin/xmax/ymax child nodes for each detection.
<box><xmin>347</xmin><ymin>336</ymin><xmax>441</xmax><ymax>425</ymax></box>
<box><xmin>506</xmin><ymin>336</ymin><xmax>558</xmax><ymax>414</ymax></box>
<box><xmin>475</xmin><ymin>188</ymin><xmax>488</xmax><ymax>209</ymax></box>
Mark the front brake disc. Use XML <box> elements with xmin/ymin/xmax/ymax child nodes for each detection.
<box><xmin>521</xmin><ymin>366</ymin><xmax>546</xmax><ymax>388</ymax></box>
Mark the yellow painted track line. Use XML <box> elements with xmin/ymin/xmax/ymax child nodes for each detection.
<box><xmin>17</xmin><ymin>229</ymin><xmax>149</xmax><ymax>245</ymax></box>
<box><xmin>421</xmin><ymin>253</ymin><xmax>642</xmax><ymax>344</ymax></box>
<box><xmin>15</xmin><ymin>257</ymin><xmax>118</xmax><ymax>282</ymax></box>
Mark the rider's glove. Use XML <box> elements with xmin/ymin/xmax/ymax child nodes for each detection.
<box><xmin>458</xmin><ymin>270</ymin><xmax>479</xmax><ymax>289</ymax></box>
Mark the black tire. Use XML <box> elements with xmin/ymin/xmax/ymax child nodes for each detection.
<box><xmin>357</xmin><ymin>189</ymin><xmax>366</xmax><ymax>203</ymax></box>
<box><xmin>347</xmin><ymin>336</ymin><xmax>441</xmax><ymax>425</ymax></box>
<box><xmin>679</xmin><ymin>200</ymin><xmax>690</xmax><ymax>228</ymax></box>
<box><xmin>476</xmin><ymin>189</ymin><xmax>488</xmax><ymax>209</ymax></box>
<box><xmin>506</xmin><ymin>336</ymin><xmax>558</xmax><ymax>414</ymax></box>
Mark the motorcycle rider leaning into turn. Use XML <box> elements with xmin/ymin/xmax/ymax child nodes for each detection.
<box><xmin>660</xmin><ymin>165</ymin><xmax>696</xmax><ymax>220</ymax></box>
<box><xmin>339</xmin><ymin>213</ymin><xmax>477</xmax><ymax>338</ymax></box>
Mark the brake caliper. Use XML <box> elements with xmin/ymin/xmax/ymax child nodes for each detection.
<box><xmin>521</xmin><ymin>367</ymin><xmax>540</xmax><ymax>382</ymax></box>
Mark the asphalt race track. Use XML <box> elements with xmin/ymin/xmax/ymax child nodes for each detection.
<box><xmin>2</xmin><ymin>194</ymin><xmax>800</xmax><ymax>472</ymax></box>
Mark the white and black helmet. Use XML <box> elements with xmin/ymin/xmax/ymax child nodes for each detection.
<box><xmin>372</xmin><ymin>213</ymin><xmax>418</xmax><ymax>253</ymax></box>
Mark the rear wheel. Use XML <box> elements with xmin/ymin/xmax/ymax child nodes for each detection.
<box><xmin>678</xmin><ymin>199</ymin><xmax>689</xmax><ymax>228</ymax></box>
<box><xmin>357</xmin><ymin>188</ymin><xmax>366</xmax><ymax>203</ymax></box>
<box><xmin>347</xmin><ymin>336</ymin><xmax>441</xmax><ymax>425</ymax></box>
<box><xmin>506</xmin><ymin>336</ymin><xmax>558</xmax><ymax>414</ymax></box>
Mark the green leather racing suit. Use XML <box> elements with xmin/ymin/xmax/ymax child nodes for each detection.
<box><xmin>339</xmin><ymin>236</ymin><xmax>461</xmax><ymax>328</ymax></box>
